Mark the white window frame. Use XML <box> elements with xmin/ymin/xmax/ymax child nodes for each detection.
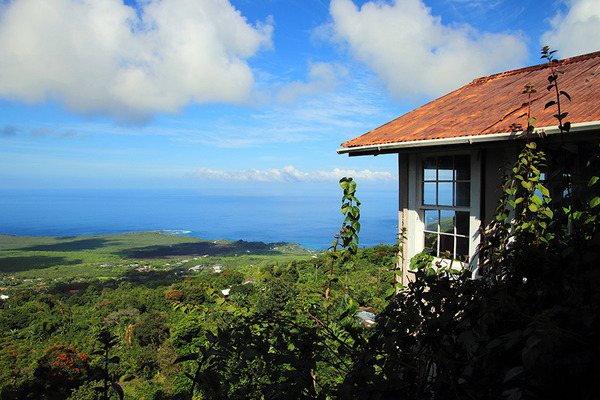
<box><xmin>405</xmin><ymin>150</ymin><xmax>481</xmax><ymax>277</ymax></box>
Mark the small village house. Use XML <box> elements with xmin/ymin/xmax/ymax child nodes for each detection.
<box><xmin>338</xmin><ymin>50</ymin><xmax>600</xmax><ymax>286</ymax></box>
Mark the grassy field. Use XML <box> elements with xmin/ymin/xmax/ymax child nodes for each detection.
<box><xmin>0</xmin><ymin>231</ymin><xmax>317</xmax><ymax>286</ymax></box>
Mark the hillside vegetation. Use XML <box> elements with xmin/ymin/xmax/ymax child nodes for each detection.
<box><xmin>0</xmin><ymin>230</ymin><xmax>397</xmax><ymax>399</ymax></box>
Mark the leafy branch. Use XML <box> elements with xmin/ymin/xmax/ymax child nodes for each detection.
<box><xmin>90</xmin><ymin>328</ymin><xmax>124</xmax><ymax>400</ymax></box>
<box><xmin>327</xmin><ymin>177</ymin><xmax>361</xmax><ymax>300</ymax></box>
<box><xmin>541</xmin><ymin>45</ymin><xmax>571</xmax><ymax>135</ymax></box>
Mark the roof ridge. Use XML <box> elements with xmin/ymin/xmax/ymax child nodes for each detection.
<box><xmin>471</xmin><ymin>50</ymin><xmax>600</xmax><ymax>85</ymax></box>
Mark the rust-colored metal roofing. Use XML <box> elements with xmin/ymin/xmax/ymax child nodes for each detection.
<box><xmin>341</xmin><ymin>51</ymin><xmax>600</xmax><ymax>150</ymax></box>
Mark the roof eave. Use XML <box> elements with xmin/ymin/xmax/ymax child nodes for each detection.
<box><xmin>337</xmin><ymin>121</ymin><xmax>600</xmax><ymax>156</ymax></box>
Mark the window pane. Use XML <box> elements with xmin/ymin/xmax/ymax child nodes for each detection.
<box><xmin>455</xmin><ymin>155</ymin><xmax>470</xmax><ymax>180</ymax></box>
<box><xmin>456</xmin><ymin>237</ymin><xmax>469</xmax><ymax>260</ymax></box>
<box><xmin>423</xmin><ymin>182</ymin><xmax>436</xmax><ymax>205</ymax></box>
<box><xmin>424</xmin><ymin>232</ymin><xmax>438</xmax><ymax>255</ymax></box>
<box><xmin>456</xmin><ymin>211</ymin><xmax>470</xmax><ymax>236</ymax></box>
<box><xmin>423</xmin><ymin>157</ymin><xmax>437</xmax><ymax>180</ymax></box>
<box><xmin>424</xmin><ymin>210</ymin><xmax>439</xmax><ymax>232</ymax></box>
<box><xmin>455</xmin><ymin>181</ymin><xmax>470</xmax><ymax>207</ymax></box>
<box><xmin>439</xmin><ymin>234</ymin><xmax>454</xmax><ymax>257</ymax></box>
<box><xmin>420</xmin><ymin>153</ymin><xmax>472</xmax><ymax>261</ymax></box>
<box><xmin>438</xmin><ymin>182</ymin><xmax>453</xmax><ymax>206</ymax></box>
<box><xmin>440</xmin><ymin>210</ymin><xmax>454</xmax><ymax>234</ymax></box>
<box><xmin>438</xmin><ymin>156</ymin><xmax>453</xmax><ymax>180</ymax></box>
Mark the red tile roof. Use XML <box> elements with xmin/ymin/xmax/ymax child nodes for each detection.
<box><xmin>341</xmin><ymin>51</ymin><xmax>600</xmax><ymax>150</ymax></box>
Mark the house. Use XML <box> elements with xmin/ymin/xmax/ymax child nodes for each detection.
<box><xmin>338</xmin><ymin>50</ymin><xmax>600</xmax><ymax>286</ymax></box>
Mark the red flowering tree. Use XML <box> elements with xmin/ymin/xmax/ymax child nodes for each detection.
<box><xmin>34</xmin><ymin>344</ymin><xmax>91</xmax><ymax>395</ymax></box>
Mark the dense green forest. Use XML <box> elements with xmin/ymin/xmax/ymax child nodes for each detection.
<box><xmin>0</xmin><ymin>231</ymin><xmax>398</xmax><ymax>399</ymax></box>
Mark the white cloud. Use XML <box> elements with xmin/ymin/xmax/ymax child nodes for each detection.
<box><xmin>276</xmin><ymin>62</ymin><xmax>349</xmax><ymax>104</ymax></box>
<box><xmin>192</xmin><ymin>165</ymin><xmax>394</xmax><ymax>182</ymax></box>
<box><xmin>0</xmin><ymin>0</ymin><xmax>273</xmax><ymax>122</ymax></box>
<box><xmin>328</xmin><ymin>0</ymin><xmax>528</xmax><ymax>99</ymax></box>
<box><xmin>541</xmin><ymin>0</ymin><xmax>600</xmax><ymax>58</ymax></box>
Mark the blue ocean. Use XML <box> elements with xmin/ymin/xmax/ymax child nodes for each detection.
<box><xmin>0</xmin><ymin>188</ymin><xmax>398</xmax><ymax>250</ymax></box>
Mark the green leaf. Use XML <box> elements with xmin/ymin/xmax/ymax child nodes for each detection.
<box><xmin>554</xmin><ymin>112</ymin><xmax>568</xmax><ymax>120</ymax></box>
<box><xmin>496</xmin><ymin>213</ymin><xmax>508</xmax><ymax>222</ymax></box>
<box><xmin>111</xmin><ymin>382</ymin><xmax>125</xmax><ymax>400</ymax></box>
<box><xmin>205</xmin><ymin>330</ymin><xmax>217</xmax><ymax>343</ymax></box>
<box><xmin>588</xmin><ymin>176</ymin><xmax>599</xmax><ymax>187</ymax></box>
<box><xmin>347</xmin><ymin>180</ymin><xmax>357</xmax><ymax>193</ymax></box>
<box><xmin>242</xmin><ymin>347</ymin><xmax>258</xmax><ymax>360</ymax></box>
<box><xmin>384</xmin><ymin>287</ymin><xmax>396</xmax><ymax>300</ymax></box>
<box><xmin>521</xmin><ymin>181</ymin><xmax>533</xmax><ymax>190</ymax></box>
<box><xmin>174</xmin><ymin>353</ymin><xmax>199</xmax><ymax>364</ymax></box>
<box><xmin>503</xmin><ymin>366</ymin><xmax>523</xmax><ymax>382</ymax></box>
<box><xmin>537</xmin><ymin>184</ymin><xmax>550</xmax><ymax>197</ymax></box>
<box><xmin>531</xmin><ymin>195</ymin><xmax>543</xmax><ymax>206</ymax></box>
<box><xmin>349</xmin><ymin>242</ymin><xmax>358</xmax><ymax>254</ymax></box>
<box><xmin>591</xmin><ymin>197</ymin><xmax>600</xmax><ymax>209</ymax></box>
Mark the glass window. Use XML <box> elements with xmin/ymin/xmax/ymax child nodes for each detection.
<box><xmin>421</xmin><ymin>155</ymin><xmax>471</xmax><ymax>260</ymax></box>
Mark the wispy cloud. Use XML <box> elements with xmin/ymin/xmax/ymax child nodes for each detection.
<box><xmin>327</xmin><ymin>0</ymin><xmax>528</xmax><ymax>100</ymax></box>
<box><xmin>0</xmin><ymin>0</ymin><xmax>273</xmax><ymax>123</ymax></box>
<box><xmin>0</xmin><ymin>125</ymin><xmax>79</xmax><ymax>139</ymax></box>
<box><xmin>29</xmin><ymin>127</ymin><xmax>78</xmax><ymax>139</ymax></box>
<box><xmin>0</xmin><ymin>125</ymin><xmax>19</xmax><ymax>137</ymax></box>
<box><xmin>276</xmin><ymin>62</ymin><xmax>349</xmax><ymax>104</ymax></box>
<box><xmin>191</xmin><ymin>165</ymin><xmax>394</xmax><ymax>182</ymax></box>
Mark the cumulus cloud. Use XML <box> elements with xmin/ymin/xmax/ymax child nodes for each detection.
<box><xmin>0</xmin><ymin>0</ymin><xmax>273</xmax><ymax>122</ymax></box>
<box><xmin>328</xmin><ymin>0</ymin><xmax>528</xmax><ymax>99</ymax></box>
<box><xmin>192</xmin><ymin>165</ymin><xmax>394</xmax><ymax>182</ymax></box>
<box><xmin>541</xmin><ymin>0</ymin><xmax>600</xmax><ymax>58</ymax></box>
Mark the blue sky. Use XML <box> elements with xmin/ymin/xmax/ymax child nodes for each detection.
<box><xmin>1</xmin><ymin>0</ymin><xmax>598</xmax><ymax>193</ymax></box>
